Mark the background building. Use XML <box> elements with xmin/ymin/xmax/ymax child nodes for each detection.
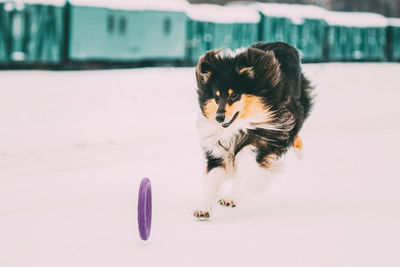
<box><xmin>189</xmin><ymin>0</ymin><xmax>400</xmax><ymax>18</ymax></box>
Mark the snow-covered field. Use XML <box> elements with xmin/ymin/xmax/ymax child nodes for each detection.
<box><xmin>1</xmin><ymin>64</ymin><xmax>399</xmax><ymax>267</ymax></box>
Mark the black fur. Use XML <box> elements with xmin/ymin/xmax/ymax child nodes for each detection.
<box><xmin>205</xmin><ymin>150</ymin><xmax>224</xmax><ymax>173</ymax></box>
<box><xmin>197</xmin><ymin>42</ymin><xmax>313</xmax><ymax>170</ymax></box>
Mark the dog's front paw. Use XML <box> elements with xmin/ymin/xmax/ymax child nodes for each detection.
<box><xmin>218</xmin><ymin>199</ymin><xmax>236</xmax><ymax>208</ymax></box>
<box><xmin>193</xmin><ymin>209</ymin><xmax>210</xmax><ymax>220</ymax></box>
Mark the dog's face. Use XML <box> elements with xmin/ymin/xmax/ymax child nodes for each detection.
<box><xmin>196</xmin><ymin>47</ymin><xmax>282</xmax><ymax>129</ymax></box>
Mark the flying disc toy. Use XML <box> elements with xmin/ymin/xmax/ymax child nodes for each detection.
<box><xmin>137</xmin><ymin>177</ymin><xmax>152</xmax><ymax>241</ymax></box>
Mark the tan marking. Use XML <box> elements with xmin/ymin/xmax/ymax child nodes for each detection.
<box><xmin>203</xmin><ymin>99</ymin><xmax>218</xmax><ymax>120</ymax></box>
<box><xmin>228</xmin><ymin>89</ymin><xmax>233</xmax><ymax>95</ymax></box>
<box><xmin>225</xmin><ymin>102</ymin><xmax>232</xmax><ymax>117</ymax></box>
<box><xmin>216</xmin><ymin>91</ymin><xmax>220</xmax><ymax>97</ymax></box>
<box><xmin>239</xmin><ymin>94</ymin><xmax>272</xmax><ymax>120</ymax></box>
<box><xmin>293</xmin><ymin>135</ymin><xmax>303</xmax><ymax>150</ymax></box>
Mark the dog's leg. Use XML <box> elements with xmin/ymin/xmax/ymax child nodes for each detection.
<box><xmin>194</xmin><ymin>167</ymin><xmax>226</xmax><ymax>220</ymax></box>
<box><xmin>220</xmin><ymin>146</ymin><xmax>279</xmax><ymax>207</ymax></box>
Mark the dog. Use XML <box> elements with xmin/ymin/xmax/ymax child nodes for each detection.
<box><xmin>193</xmin><ymin>42</ymin><xmax>313</xmax><ymax>219</ymax></box>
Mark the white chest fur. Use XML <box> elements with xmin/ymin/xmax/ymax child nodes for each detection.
<box><xmin>197</xmin><ymin>115</ymin><xmax>248</xmax><ymax>176</ymax></box>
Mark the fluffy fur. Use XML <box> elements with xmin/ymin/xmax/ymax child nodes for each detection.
<box><xmin>194</xmin><ymin>42</ymin><xmax>313</xmax><ymax>219</ymax></box>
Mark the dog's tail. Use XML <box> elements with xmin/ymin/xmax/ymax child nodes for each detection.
<box><xmin>292</xmin><ymin>74</ymin><xmax>313</xmax><ymax>161</ymax></box>
<box><xmin>300</xmin><ymin>73</ymin><xmax>314</xmax><ymax>120</ymax></box>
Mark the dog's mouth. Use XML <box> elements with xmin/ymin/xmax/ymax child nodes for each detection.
<box><xmin>222</xmin><ymin>112</ymin><xmax>239</xmax><ymax>128</ymax></box>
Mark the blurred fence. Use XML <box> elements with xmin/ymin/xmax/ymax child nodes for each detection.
<box><xmin>0</xmin><ymin>0</ymin><xmax>399</xmax><ymax>69</ymax></box>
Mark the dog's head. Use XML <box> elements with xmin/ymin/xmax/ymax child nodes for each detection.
<box><xmin>196</xmin><ymin>47</ymin><xmax>282</xmax><ymax>128</ymax></box>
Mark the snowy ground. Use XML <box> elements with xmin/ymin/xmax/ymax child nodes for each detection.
<box><xmin>1</xmin><ymin>63</ymin><xmax>399</xmax><ymax>267</ymax></box>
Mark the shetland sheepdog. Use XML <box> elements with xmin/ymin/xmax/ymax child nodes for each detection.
<box><xmin>193</xmin><ymin>42</ymin><xmax>313</xmax><ymax>219</ymax></box>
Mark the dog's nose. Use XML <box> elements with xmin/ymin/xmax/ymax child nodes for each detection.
<box><xmin>215</xmin><ymin>113</ymin><xmax>225</xmax><ymax>123</ymax></box>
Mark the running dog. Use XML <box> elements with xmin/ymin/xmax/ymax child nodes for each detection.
<box><xmin>194</xmin><ymin>42</ymin><xmax>313</xmax><ymax>219</ymax></box>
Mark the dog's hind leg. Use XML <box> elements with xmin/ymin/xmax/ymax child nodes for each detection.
<box><xmin>194</xmin><ymin>167</ymin><xmax>226</xmax><ymax>220</ymax></box>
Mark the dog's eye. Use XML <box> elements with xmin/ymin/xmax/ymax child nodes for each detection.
<box><xmin>214</xmin><ymin>95</ymin><xmax>220</xmax><ymax>102</ymax></box>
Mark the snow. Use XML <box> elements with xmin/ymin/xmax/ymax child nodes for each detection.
<box><xmin>1</xmin><ymin>64</ymin><xmax>400</xmax><ymax>267</ymax></box>
<box><xmin>252</xmin><ymin>3</ymin><xmax>327</xmax><ymax>24</ymax></box>
<box><xmin>4</xmin><ymin>0</ymin><xmax>65</xmax><ymax>8</ymax></box>
<box><xmin>325</xmin><ymin>11</ymin><xmax>388</xmax><ymax>27</ymax></box>
<box><xmin>185</xmin><ymin>4</ymin><xmax>260</xmax><ymax>23</ymax></box>
<box><xmin>234</xmin><ymin>2</ymin><xmax>389</xmax><ymax>27</ymax></box>
<box><xmin>388</xmin><ymin>17</ymin><xmax>400</xmax><ymax>27</ymax></box>
<box><xmin>68</xmin><ymin>0</ymin><xmax>189</xmax><ymax>12</ymax></box>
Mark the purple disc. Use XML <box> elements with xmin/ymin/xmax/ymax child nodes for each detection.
<box><xmin>138</xmin><ymin>178</ymin><xmax>152</xmax><ymax>241</ymax></box>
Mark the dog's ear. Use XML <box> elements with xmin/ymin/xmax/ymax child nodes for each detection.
<box><xmin>195</xmin><ymin>50</ymin><xmax>218</xmax><ymax>87</ymax></box>
<box><xmin>236</xmin><ymin>48</ymin><xmax>281</xmax><ymax>87</ymax></box>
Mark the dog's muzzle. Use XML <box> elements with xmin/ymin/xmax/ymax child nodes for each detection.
<box><xmin>217</xmin><ymin>112</ymin><xmax>239</xmax><ymax>128</ymax></box>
